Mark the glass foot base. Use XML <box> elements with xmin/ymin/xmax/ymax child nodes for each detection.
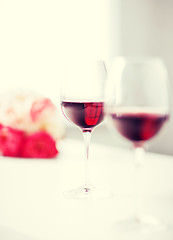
<box><xmin>114</xmin><ymin>215</ymin><xmax>170</xmax><ymax>234</ymax></box>
<box><xmin>63</xmin><ymin>184</ymin><xmax>113</xmax><ymax>200</ymax></box>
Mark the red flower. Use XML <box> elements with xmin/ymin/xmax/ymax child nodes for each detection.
<box><xmin>0</xmin><ymin>125</ymin><xmax>25</xmax><ymax>157</ymax></box>
<box><xmin>21</xmin><ymin>131</ymin><xmax>58</xmax><ymax>158</ymax></box>
<box><xmin>30</xmin><ymin>98</ymin><xmax>55</xmax><ymax>122</ymax></box>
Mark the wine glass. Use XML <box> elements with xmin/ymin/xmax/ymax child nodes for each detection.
<box><xmin>60</xmin><ymin>59</ymin><xmax>110</xmax><ymax>199</ymax></box>
<box><xmin>105</xmin><ymin>57</ymin><xmax>170</xmax><ymax>233</ymax></box>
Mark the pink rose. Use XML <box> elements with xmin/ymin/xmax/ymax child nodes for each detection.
<box><xmin>30</xmin><ymin>98</ymin><xmax>55</xmax><ymax>122</ymax></box>
<box><xmin>0</xmin><ymin>125</ymin><xmax>25</xmax><ymax>157</ymax></box>
<box><xmin>21</xmin><ymin>131</ymin><xmax>58</xmax><ymax>159</ymax></box>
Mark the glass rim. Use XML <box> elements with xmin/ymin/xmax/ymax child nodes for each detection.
<box><xmin>113</xmin><ymin>56</ymin><xmax>165</xmax><ymax>64</ymax></box>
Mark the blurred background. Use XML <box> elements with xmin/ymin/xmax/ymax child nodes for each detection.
<box><xmin>0</xmin><ymin>0</ymin><xmax>173</xmax><ymax>155</ymax></box>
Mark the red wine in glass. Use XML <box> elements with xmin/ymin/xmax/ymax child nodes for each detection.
<box><xmin>60</xmin><ymin>60</ymin><xmax>108</xmax><ymax>199</ymax></box>
<box><xmin>61</xmin><ymin>101</ymin><xmax>104</xmax><ymax>131</ymax></box>
<box><xmin>110</xmin><ymin>111</ymin><xmax>169</xmax><ymax>146</ymax></box>
<box><xmin>106</xmin><ymin>57</ymin><xmax>170</xmax><ymax>232</ymax></box>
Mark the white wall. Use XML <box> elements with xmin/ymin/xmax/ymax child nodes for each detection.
<box><xmin>1</xmin><ymin>0</ymin><xmax>172</xmax><ymax>155</ymax></box>
<box><xmin>0</xmin><ymin>0</ymin><xmax>111</xmax><ymax>104</ymax></box>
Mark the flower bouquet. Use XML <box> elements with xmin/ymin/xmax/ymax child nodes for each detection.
<box><xmin>0</xmin><ymin>91</ymin><xmax>65</xmax><ymax>158</ymax></box>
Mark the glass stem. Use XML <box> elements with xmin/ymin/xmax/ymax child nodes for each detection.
<box><xmin>83</xmin><ymin>130</ymin><xmax>91</xmax><ymax>189</ymax></box>
<box><xmin>133</xmin><ymin>146</ymin><xmax>145</xmax><ymax>219</ymax></box>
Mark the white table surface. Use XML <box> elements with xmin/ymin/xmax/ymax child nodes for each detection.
<box><xmin>0</xmin><ymin>139</ymin><xmax>173</xmax><ymax>240</ymax></box>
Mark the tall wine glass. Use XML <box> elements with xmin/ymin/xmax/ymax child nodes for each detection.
<box><xmin>60</xmin><ymin>59</ymin><xmax>109</xmax><ymax>199</ymax></box>
<box><xmin>105</xmin><ymin>57</ymin><xmax>170</xmax><ymax>233</ymax></box>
